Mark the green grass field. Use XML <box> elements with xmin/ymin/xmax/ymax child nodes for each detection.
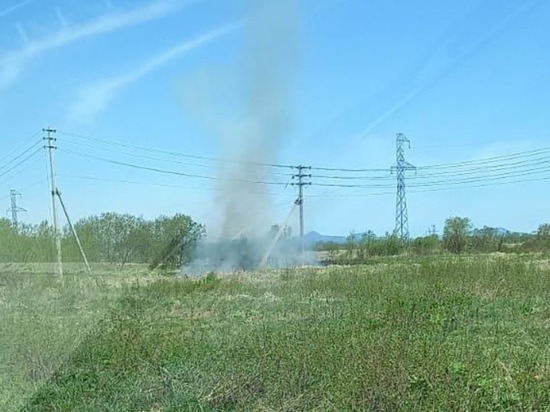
<box><xmin>2</xmin><ymin>255</ymin><xmax>550</xmax><ymax>411</ymax></box>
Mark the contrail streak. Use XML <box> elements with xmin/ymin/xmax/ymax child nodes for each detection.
<box><xmin>0</xmin><ymin>0</ymin><xmax>34</xmax><ymax>18</ymax></box>
<box><xmin>355</xmin><ymin>0</ymin><xmax>544</xmax><ymax>138</ymax></box>
<box><xmin>67</xmin><ymin>24</ymin><xmax>238</xmax><ymax>124</ymax></box>
<box><xmin>0</xmin><ymin>0</ymin><xmax>190</xmax><ymax>91</ymax></box>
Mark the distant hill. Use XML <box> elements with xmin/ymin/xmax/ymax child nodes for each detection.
<box><xmin>303</xmin><ymin>231</ymin><xmax>348</xmax><ymax>248</ymax></box>
<box><xmin>472</xmin><ymin>227</ymin><xmax>511</xmax><ymax>236</ymax></box>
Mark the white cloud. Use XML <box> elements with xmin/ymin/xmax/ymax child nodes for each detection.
<box><xmin>0</xmin><ymin>0</ymin><xmax>190</xmax><ymax>91</ymax></box>
<box><xmin>54</xmin><ymin>7</ymin><xmax>69</xmax><ymax>28</ymax></box>
<box><xmin>0</xmin><ymin>64</ymin><xmax>18</xmax><ymax>90</ymax></box>
<box><xmin>67</xmin><ymin>24</ymin><xmax>238</xmax><ymax>125</ymax></box>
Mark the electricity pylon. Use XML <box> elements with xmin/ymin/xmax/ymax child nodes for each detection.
<box><xmin>8</xmin><ymin>190</ymin><xmax>26</xmax><ymax>228</ymax></box>
<box><xmin>392</xmin><ymin>133</ymin><xmax>415</xmax><ymax>240</ymax></box>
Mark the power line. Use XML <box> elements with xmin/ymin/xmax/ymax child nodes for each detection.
<box><xmin>58</xmin><ymin>130</ymin><xmax>295</xmax><ymax>170</ymax></box>
<box><xmin>0</xmin><ymin>131</ymin><xmax>41</xmax><ymax>165</ymax></box>
<box><xmin>308</xmin><ymin>151</ymin><xmax>550</xmax><ymax>187</ymax></box>
<box><xmin>3</xmin><ymin>126</ymin><xmax>550</xmax><ymax>240</ymax></box>
<box><xmin>57</xmin><ymin>129</ymin><xmax>550</xmax><ymax>179</ymax></box>
<box><xmin>307</xmin><ymin>173</ymin><xmax>550</xmax><ymax>199</ymax></box>
<box><xmin>58</xmin><ymin>174</ymin><xmax>297</xmax><ymax>197</ymax></box>
<box><xmin>0</xmin><ymin>179</ymin><xmax>49</xmax><ymax>202</ymax></box>
<box><xmin>416</xmin><ymin>146</ymin><xmax>550</xmax><ymax>170</ymax></box>
<box><xmin>406</xmin><ymin>156</ymin><xmax>550</xmax><ymax>179</ymax></box>
<box><xmin>58</xmin><ymin>145</ymin><xmax>550</xmax><ymax>191</ymax></box>
<box><xmin>0</xmin><ymin>140</ymin><xmax>42</xmax><ymax>172</ymax></box>
<box><xmin>59</xmin><ymin>148</ymin><xmax>289</xmax><ymax>187</ymax></box>
<box><xmin>408</xmin><ymin>164</ymin><xmax>550</xmax><ymax>187</ymax></box>
<box><xmin>308</xmin><ymin>146</ymin><xmax>550</xmax><ymax>179</ymax></box>
<box><xmin>311</xmin><ymin>173</ymin><xmax>393</xmax><ymax>180</ymax></box>
<box><xmin>0</xmin><ymin>146</ymin><xmax>43</xmax><ymax>180</ymax></box>
<box><xmin>0</xmin><ymin>156</ymin><xmax>45</xmax><ymax>188</ymax></box>
<box><xmin>59</xmin><ymin>138</ymin><xmax>295</xmax><ymax>178</ymax></box>
<box><xmin>309</xmin><ymin>149</ymin><xmax>550</xmax><ymax>181</ymax></box>
<box><xmin>311</xmin><ymin>161</ymin><xmax>550</xmax><ymax>182</ymax></box>
<box><xmin>311</xmin><ymin>164</ymin><xmax>550</xmax><ymax>189</ymax></box>
<box><xmin>310</xmin><ymin>165</ymin><xmax>390</xmax><ymax>173</ymax></box>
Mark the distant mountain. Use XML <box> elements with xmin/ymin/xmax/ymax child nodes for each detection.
<box><xmin>472</xmin><ymin>227</ymin><xmax>510</xmax><ymax>236</ymax></box>
<box><xmin>303</xmin><ymin>231</ymin><xmax>348</xmax><ymax>248</ymax></box>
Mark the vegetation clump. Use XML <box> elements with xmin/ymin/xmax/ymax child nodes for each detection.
<box><xmin>0</xmin><ymin>212</ymin><xmax>204</xmax><ymax>269</ymax></box>
<box><xmin>1</xmin><ymin>256</ymin><xmax>548</xmax><ymax>411</ymax></box>
<box><xmin>317</xmin><ymin>217</ymin><xmax>550</xmax><ymax>265</ymax></box>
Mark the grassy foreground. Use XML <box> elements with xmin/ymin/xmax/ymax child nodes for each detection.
<box><xmin>2</xmin><ymin>256</ymin><xmax>550</xmax><ymax>411</ymax></box>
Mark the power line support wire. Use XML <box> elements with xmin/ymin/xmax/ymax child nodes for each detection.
<box><xmin>392</xmin><ymin>133</ymin><xmax>416</xmax><ymax>241</ymax></box>
<box><xmin>43</xmin><ymin>128</ymin><xmax>63</xmax><ymax>277</ymax></box>
<box><xmin>57</xmin><ymin>191</ymin><xmax>91</xmax><ymax>273</ymax></box>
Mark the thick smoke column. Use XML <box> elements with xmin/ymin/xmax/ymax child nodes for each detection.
<box><xmin>218</xmin><ymin>0</ymin><xmax>300</xmax><ymax>239</ymax></box>
<box><xmin>181</xmin><ymin>1</ymin><xmax>305</xmax><ymax>274</ymax></box>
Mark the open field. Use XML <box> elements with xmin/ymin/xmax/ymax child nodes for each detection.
<box><xmin>2</xmin><ymin>255</ymin><xmax>550</xmax><ymax>411</ymax></box>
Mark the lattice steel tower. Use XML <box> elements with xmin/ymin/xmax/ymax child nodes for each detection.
<box><xmin>393</xmin><ymin>133</ymin><xmax>415</xmax><ymax>240</ymax></box>
<box><xmin>8</xmin><ymin>190</ymin><xmax>26</xmax><ymax>229</ymax></box>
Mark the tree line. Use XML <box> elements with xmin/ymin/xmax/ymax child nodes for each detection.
<box><xmin>317</xmin><ymin>217</ymin><xmax>550</xmax><ymax>264</ymax></box>
<box><xmin>2</xmin><ymin>213</ymin><xmax>549</xmax><ymax>268</ymax></box>
<box><xmin>0</xmin><ymin>212</ymin><xmax>204</xmax><ymax>269</ymax></box>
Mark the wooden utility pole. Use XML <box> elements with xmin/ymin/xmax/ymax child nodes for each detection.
<box><xmin>43</xmin><ymin>128</ymin><xmax>63</xmax><ymax>277</ymax></box>
<box><xmin>292</xmin><ymin>165</ymin><xmax>311</xmax><ymax>258</ymax></box>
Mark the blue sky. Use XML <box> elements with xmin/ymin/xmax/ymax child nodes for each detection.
<box><xmin>1</xmin><ymin>0</ymin><xmax>549</xmax><ymax>238</ymax></box>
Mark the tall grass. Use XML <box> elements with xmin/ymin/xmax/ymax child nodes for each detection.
<box><xmin>3</xmin><ymin>256</ymin><xmax>550</xmax><ymax>410</ymax></box>
<box><xmin>0</xmin><ymin>265</ymin><xmax>152</xmax><ymax>411</ymax></box>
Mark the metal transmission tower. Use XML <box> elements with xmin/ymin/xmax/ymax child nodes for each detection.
<box><xmin>392</xmin><ymin>133</ymin><xmax>415</xmax><ymax>240</ymax></box>
<box><xmin>8</xmin><ymin>190</ymin><xmax>26</xmax><ymax>228</ymax></box>
<box><xmin>291</xmin><ymin>165</ymin><xmax>311</xmax><ymax>257</ymax></box>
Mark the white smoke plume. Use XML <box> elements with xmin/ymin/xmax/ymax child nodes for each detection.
<box><xmin>179</xmin><ymin>0</ymin><xmax>305</xmax><ymax>272</ymax></box>
<box><xmin>217</xmin><ymin>0</ymin><xmax>300</xmax><ymax>239</ymax></box>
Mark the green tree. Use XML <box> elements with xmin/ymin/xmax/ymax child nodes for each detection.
<box><xmin>536</xmin><ymin>223</ymin><xmax>550</xmax><ymax>250</ymax></box>
<box><xmin>471</xmin><ymin>226</ymin><xmax>504</xmax><ymax>253</ymax></box>
<box><xmin>14</xmin><ymin>221</ymin><xmax>55</xmax><ymax>262</ymax></box>
<box><xmin>148</xmin><ymin>214</ymin><xmax>205</xmax><ymax>270</ymax></box>
<box><xmin>443</xmin><ymin>217</ymin><xmax>472</xmax><ymax>254</ymax></box>
<box><xmin>537</xmin><ymin>223</ymin><xmax>550</xmax><ymax>239</ymax></box>
<box><xmin>411</xmin><ymin>235</ymin><xmax>440</xmax><ymax>256</ymax></box>
<box><xmin>73</xmin><ymin>213</ymin><xmax>147</xmax><ymax>268</ymax></box>
<box><xmin>344</xmin><ymin>231</ymin><xmax>358</xmax><ymax>263</ymax></box>
<box><xmin>377</xmin><ymin>233</ymin><xmax>405</xmax><ymax>256</ymax></box>
<box><xmin>359</xmin><ymin>230</ymin><xmax>377</xmax><ymax>259</ymax></box>
<box><xmin>0</xmin><ymin>219</ymin><xmax>17</xmax><ymax>262</ymax></box>
<box><xmin>71</xmin><ymin>212</ymin><xmax>204</xmax><ymax>269</ymax></box>
<box><xmin>1</xmin><ymin>213</ymin><xmax>205</xmax><ymax>267</ymax></box>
